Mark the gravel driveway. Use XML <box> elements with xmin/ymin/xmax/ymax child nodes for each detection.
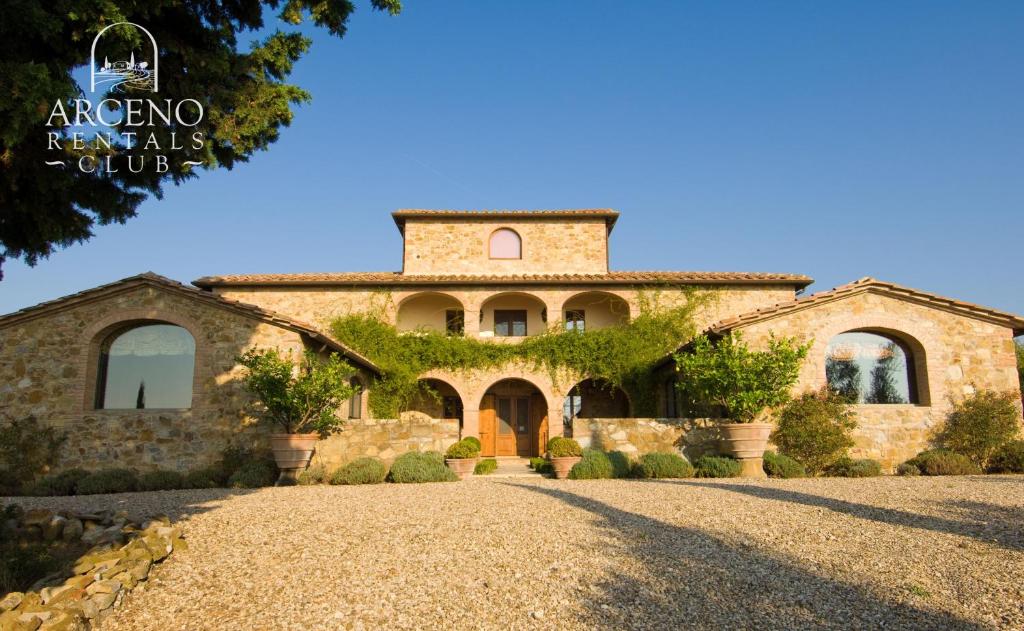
<box><xmin>6</xmin><ymin>476</ymin><xmax>1023</xmax><ymax>630</ymax></box>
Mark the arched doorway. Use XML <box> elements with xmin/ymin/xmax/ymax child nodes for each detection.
<box><xmin>479</xmin><ymin>379</ymin><xmax>548</xmax><ymax>457</ymax></box>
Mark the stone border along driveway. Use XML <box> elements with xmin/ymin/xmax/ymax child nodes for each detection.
<box><xmin>5</xmin><ymin>476</ymin><xmax>1022</xmax><ymax>630</ymax></box>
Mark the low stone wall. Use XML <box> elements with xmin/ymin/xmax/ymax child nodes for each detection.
<box><xmin>575</xmin><ymin>411</ymin><xmax>941</xmax><ymax>471</ymax></box>
<box><xmin>0</xmin><ymin>506</ymin><xmax>183</xmax><ymax>628</ymax></box>
<box><xmin>312</xmin><ymin>414</ymin><xmax>460</xmax><ymax>470</ymax></box>
<box><xmin>572</xmin><ymin>418</ymin><xmax>723</xmax><ymax>460</ymax></box>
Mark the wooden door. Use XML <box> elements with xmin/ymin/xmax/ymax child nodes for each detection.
<box><xmin>479</xmin><ymin>394</ymin><xmax>496</xmax><ymax>457</ymax></box>
<box><xmin>514</xmin><ymin>397</ymin><xmax>531</xmax><ymax>456</ymax></box>
<box><xmin>531</xmin><ymin>393</ymin><xmax>548</xmax><ymax>457</ymax></box>
<box><xmin>495</xmin><ymin>396</ymin><xmax>517</xmax><ymax>456</ymax></box>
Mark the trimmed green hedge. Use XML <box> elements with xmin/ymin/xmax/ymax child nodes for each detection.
<box><xmin>76</xmin><ymin>468</ymin><xmax>139</xmax><ymax>495</ymax></box>
<box><xmin>445</xmin><ymin>438</ymin><xmax>481</xmax><ymax>459</ymax></box>
<box><xmin>388</xmin><ymin>451</ymin><xmax>458</xmax><ymax>483</ymax></box>
<box><xmin>823</xmin><ymin>457</ymin><xmax>882</xmax><ymax>478</ymax></box>
<box><xmin>297</xmin><ymin>464</ymin><xmax>328</xmax><ymax>485</ymax></box>
<box><xmin>632</xmin><ymin>452</ymin><xmax>693</xmax><ymax>479</ymax></box>
<box><xmin>138</xmin><ymin>470</ymin><xmax>186</xmax><ymax>491</ymax></box>
<box><xmin>762</xmin><ymin>452</ymin><xmax>806</xmax><ymax>479</ymax></box>
<box><xmin>474</xmin><ymin>458</ymin><xmax>498</xmax><ymax>475</ymax></box>
<box><xmin>903</xmin><ymin>449</ymin><xmax>981</xmax><ymax>476</ymax></box>
<box><xmin>228</xmin><ymin>460</ymin><xmax>278</xmax><ymax>488</ymax></box>
<box><xmin>548</xmin><ymin>437</ymin><xmax>582</xmax><ymax>458</ymax></box>
<box><xmin>694</xmin><ymin>456</ymin><xmax>741</xmax><ymax>478</ymax></box>
<box><xmin>331</xmin><ymin>457</ymin><xmax>388</xmax><ymax>485</ymax></box>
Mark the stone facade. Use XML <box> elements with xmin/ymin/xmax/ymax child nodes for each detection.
<box><xmin>3</xmin><ymin>211</ymin><xmax>1021</xmax><ymax>476</ymax></box>
<box><xmin>722</xmin><ymin>288</ymin><xmax>1024</xmax><ymax>469</ymax></box>
<box><xmin>401</xmin><ymin>216</ymin><xmax>609</xmax><ymax>275</ymax></box>
<box><xmin>312</xmin><ymin>415</ymin><xmax>459</xmax><ymax>470</ymax></box>
<box><xmin>0</xmin><ymin>278</ymin><xmax>375</xmax><ymax>473</ymax></box>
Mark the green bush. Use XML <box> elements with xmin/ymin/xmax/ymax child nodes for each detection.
<box><xmin>694</xmin><ymin>455</ymin><xmax>741</xmax><ymax>478</ymax></box>
<box><xmin>388</xmin><ymin>451</ymin><xmax>458</xmax><ymax>483</ymax></box>
<box><xmin>21</xmin><ymin>469</ymin><xmax>87</xmax><ymax>496</ymax></box>
<box><xmin>138</xmin><ymin>470</ymin><xmax>186</xmax><ymax>491</ymax></box>
<box><xmin>937</xmin><ymin>390</ymin><xmax>1021</xmax><ymax>468</ymax></box>
<box><xmin>548</xmin><ymin>437</ymin><xmax>582</xmax><ymax>458</ymax></box>
<box><xmin>474</xmin><ymin>458</ymin><xmax>498</xmax><ymax>475</ymax></box>
<box><xmin>528</xmin><ymin>457</ymin><xmax>546</xmax><ymax>470</ymax></box>
<box><xmin>297</xmin><ymin>464</ymin><xmax>328</xmax><ymax>485</ymax></box>
<box><xmin>228</xmin><ymin>460</ymin><xmax>278</xmax><ymax>488</ymax></box>
<box><xmin>762</xmin><ymin>451</ymin><xmax>807</xmax><ymax>478</ymax></box>
<box><xmin>0</xmin><ymin>416</ymin><xmax>67</xmax><ymax>493</ymax></box>
<box><xmin>772</xmin><ymin>389</ymin><xmax>857</xmax><ymax>475</ymax></box>
<box><xmin>568</xmin><ymin>449</ymin><xmax>614</xmax><ymax>480</ymax></box>
<box><xmin>0</xmin><ymin>470</ymin><xmax>21</xmax><ymax>496</ymax></box>
<box><xmin>330</xmin><ymin>458</ymin><xmax>388</xmax><ymax>485</ymax></box>
<box><xmin>896</xmin><ymin>463</ymin><xmax>921</xmax><ymax>476</ymax></box>
<box><xmin>237</xmin><ymin>348</ymin><xmax>357</xmax><ymax>435</ymax></box>
<box><xmin>462</xmin><ymin>436</ymin><xmax>482</xmax><ymax>451</ymax></box>
<box><xmin>184</xmin><ymin>468</ymin><xmax>223</xmax><ymax>489</ymax></box>
<box><xmin>823</xmin><ymin>457</ymin><xmax>882</xmax><ymax>478</ymax></box>
<box><xmin>632</xmin><ymin>452</ymin><xmax>694</xmax><ymax>479</ymax></box>
<box><xmin>445</xmin><ymin>438</ymin><xmax>481</xmax><ymax>459</ymax></box>
<box><xmin>76</xmin><ymin>468</ymin><xmax>140</xmax><ymax>495</ymax></box>
<box><xmin>673</xmin><ymin>332</ymin><xmax>809</xmax><ymax>421</ymax></box>
<box><xmin>987</xmin><ymin>440</ymin><xmax>1024</xmax><ymax>473</ymax></box>
<box><xmin>905</xmin><ymin>449</ymin><xmax>981</xmax><ymax>476</ymax></box>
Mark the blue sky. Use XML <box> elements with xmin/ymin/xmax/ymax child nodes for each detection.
<box><xmin>2</xmin><ymin>1</ymin><xmax>1022</xmax><ymax>316</ymax></box>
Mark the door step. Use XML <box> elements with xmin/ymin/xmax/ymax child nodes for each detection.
<box><xmin>486</xmin><ymin>457</ymin><xmax>546</xmax><ymax>478</ymax></box>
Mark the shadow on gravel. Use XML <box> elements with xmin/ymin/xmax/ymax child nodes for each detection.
<box><xmin>1</xmin><ymin>488</ymin><xmax>260</xmax><ymax>526</ymax></box>
<box><xmin>506</xmin><ymin>482</ymin><xmax>985</xmax><ymax>630</ymax></box>
<box><xmin>669</xmin><ymin>480</ymin><xmax>1024</xmax><ymax>551</ymax></box>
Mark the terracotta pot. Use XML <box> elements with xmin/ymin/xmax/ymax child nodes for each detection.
<box><xmin>269</xmin><ymin>433</ymin><xmax>319</xmax><ymax>485</ymax></box>
<box><xmin>550</xmin><ymin>456</ymin><xmax>582</xmax><ymax>480</ymax></box>
<box><xmin>719</xmin><ymin>422</ymin><xmax>772</xmax><ymax>479</ymax></box>
<box><xmin>445</xmin><ymin>458</ymin><xmax>477</xmax><ymax>481</ymax></box>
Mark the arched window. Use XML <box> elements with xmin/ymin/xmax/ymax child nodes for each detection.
<box><xmin>489</xmin><ymin>228</ymin><xmax>522</xmax><ymax>259</ymax></box>
<box><xmin>825</xmin><ymin>331</ymin><xmax>918</xmax><ymax>404</ymax></box>
<box><xmin>348</xmin><ymin>377</ymin><xmax>363</xmax><ymax>419</ymax></box>
<box><xmin>96</xmin><ymin>323</ymin><xmax>195</xmax><ymax>409</ymax></box>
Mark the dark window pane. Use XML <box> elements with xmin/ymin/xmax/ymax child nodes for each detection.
<box><xmin>825</xmin><ymin>332</ymin><xmax>914</xmax><ymax>404</ymax></box>
<box><xmin>349</xmin><ymin>378</ymin><xmax>363</xmax><ymax>419</ymax></box>
<box><xmin>516</xmin><ymin>397</ymin><xmax>530</xmax><ymax>433</ymax></box>
<box><xmin>494</xmin><ymin>310</ymin><xmax>527</xmax><ymax>337</ymax></box>
<box><xmin>565</xmin><ymin>310</ymin><xmax>585</xmax><ymax>332</ymax></box>
<box><xmin>99</xmin><ymin>324</ymin><xmax>195</xmax><ymax>409</ymax></box>
<box><xmin>445</xmin><ymin>310</ymin><xmax>464</xmax><ymax>336</ymax></box>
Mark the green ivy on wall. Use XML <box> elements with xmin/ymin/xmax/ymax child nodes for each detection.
<box><xmin>329</xmin><ymin>289</ymin><xmax>709</xmax><ymax>418</ymax></box>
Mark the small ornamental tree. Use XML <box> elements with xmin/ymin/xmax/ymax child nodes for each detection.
<box><xmin>936</xmin><ymin>389</ymin><xmax>1021</xmax><ymax>468</ymax></box>
<box><xmin>673</xmin><ymin>332</ymin><xmax>809</xmax><ymax>423</ymax></box>
<box><xmin>237</xmin><ymin>348</ymin><xmax>357</xmax><ymax>435</ymax></box>
<box><xmin>772</xmin><ymin>389</ymin><xmax>857</xmax><ymax>475</ymax></box>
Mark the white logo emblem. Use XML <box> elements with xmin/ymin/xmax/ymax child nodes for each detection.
<box><xmin>90</xmin><ymin>22</ymin><xmax>158</xmax><ymax>93</ymax></box>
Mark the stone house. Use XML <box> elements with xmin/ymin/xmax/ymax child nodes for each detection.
<box><xmin>1</xmin><ymin>209</ymin><xmax>1021</xmax><ymax>472</ymax></box>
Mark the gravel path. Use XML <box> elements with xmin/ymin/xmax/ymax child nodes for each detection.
<box><xmin>6</xmin><ymin>476</ymin><xmax>1023</xmax><ymax>630</ymax></box>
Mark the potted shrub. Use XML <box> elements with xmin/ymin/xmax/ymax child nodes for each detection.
<box><xmin>444</xmin><ymin>438</ymin><xmax>481</xmax><ymax>480</ymax></box>
<box><xmin>547</xmin><ymin>437</ymin><xmax>583</xmax><ymax>479</ymax></box>
<box><xmin>238</xmin><ymin>348</ymin><xmax>358</xmax><ymax>485</ymax></box>
<box><xmin>674</xmin><ymin>333</ymin><xmax>808</xmax><ymax>478</ymax></box>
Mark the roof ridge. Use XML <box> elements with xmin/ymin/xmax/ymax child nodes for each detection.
<box><xmin>706</xmin><ymin>277</ymin><xmax>1024</xmax><ymax>335</ymax></box>
<box><xmin>0</xmin><ymin>273</ymin><xmax>379</xmax><ymax>372</ymax></box>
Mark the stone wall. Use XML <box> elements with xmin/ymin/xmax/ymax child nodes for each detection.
<box><xmin>0</xmin><ymin>282</ymin><xmax>386</xmax><ymax>474</ymax></box>
<box><xmin>312</xmin><ymin>414</ymin><xmax>460</xmax><ymax>470</ymax></box>
<box><xmin>401</xmin><ymin>217</ymin><xmax>609</xmax><ymax>276</ymax></box>
<box><xmin>572</xmin><ymin>417</ymin><xmax>723</xmax><ymax>460</ymax></box>
<box><xmin>730</xmin><ymin>290</ymin><xmax>1023</xmax><ymax>469</ymax></box>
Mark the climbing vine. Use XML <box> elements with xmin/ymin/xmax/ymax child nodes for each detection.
<box><xmin>329</xmin><ymin>289</ymin><xmax>710</xmax><ymax>418</ymax></box>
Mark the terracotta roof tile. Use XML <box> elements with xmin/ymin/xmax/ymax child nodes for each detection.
<box><xmin>192</xmin><ymin>271</ymin><xmax>813</xmax><ymax>288</ymax></box>
<box><xmin>0</xmin><ymin>272</ymin><xmax>380</xmax><ymax>373</ymax></box>
<box><xmin>391</xmin><ymin>209</ymin><xmax>620</xmax><ymax>232</ymax></box>
<box><xmin>707</xmin><ymin>277</ymin><xmax>1024</xmax><ymax>336</ymax></box>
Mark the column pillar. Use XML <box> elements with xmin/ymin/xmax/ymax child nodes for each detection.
<box><xmin>462</xmin><ymin>407</ymin><xmax>480</xmax><ymax>439</ymax></box>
